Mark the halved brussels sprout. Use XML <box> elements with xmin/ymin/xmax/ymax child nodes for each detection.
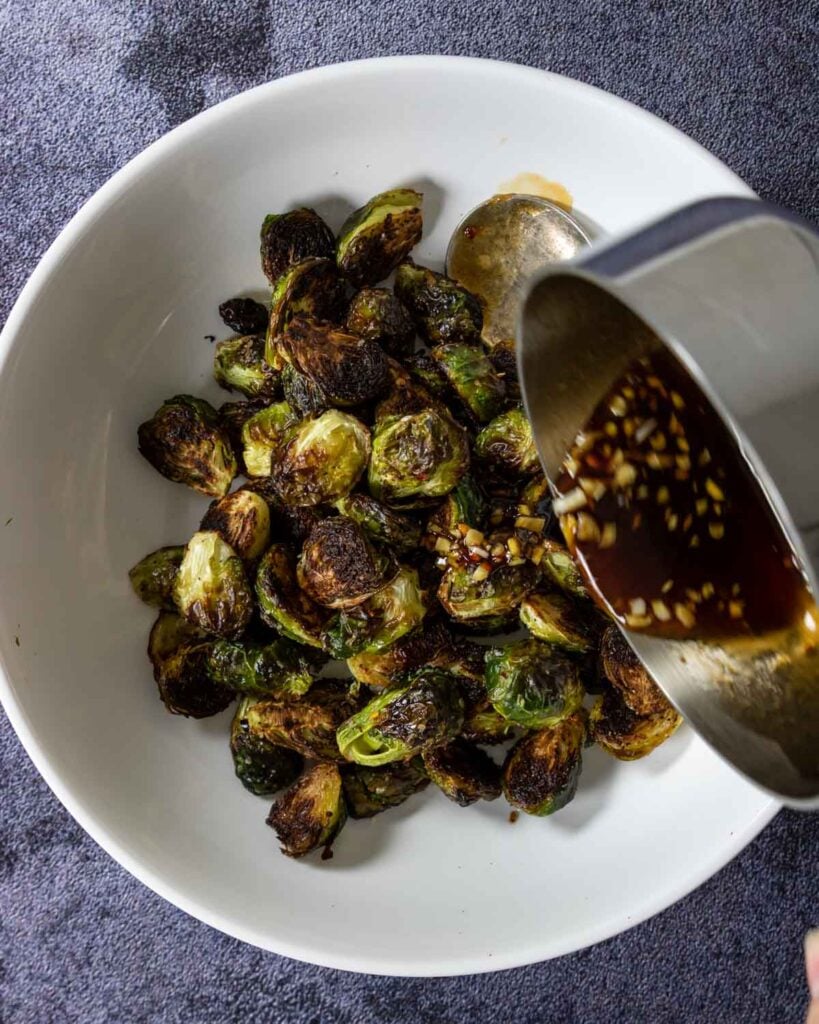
<box><xmin>138</xmin><ymin>395</ymin><xmax>236</xmax><ymax>497</ymax></box>
<box><xmin>245</xmin><ymin>679</ymin><xmax>362</xmax><ymax>761</ymax></box>
<box><xmin>213</xmin><ymin>334</ymin><xmax>281</xmax><ymax>401</ymax></box>
<box><xmin>405</xmin><ymin>351</ymin><xmax>451</xmax><ymax>403</ymax></box>
<box><xmin>267</xmin><ymin>762</ymin><xmax>347</xmax><ymax>858</ymax></box>
<box><xmin>599</xmin><ymin>625</ymin><xmax>669</xmax><ymax>716</ymax></box>
<box><xmin>322</xmin><ymin>565</ymin><xmax>427</xmax><ymax>659</ymax></box>
<box><xmin>266</xmin><ymin>258</ymin><xmax>347</xmax><ymax>366</ymax></box>
<box><xmin>200</xmin><ymin>489</ymin><xmax>270</xmax><ymax>562</ymax></box>
<box><xmin>173</xmin><ymin>531</ymin><xmax>253</xmax><ymax>640</ymax></box>
<box><xmin>474</xmin><ymin>407</ymin><xmax>540</xmax><ymax>478</ymax></box>
<box><xmin>147</xmin><ymin>611</ymin><xmax>233</xmax><ymax>718</ymax></box>
<box><xmin>255</xmin><ymin>543</ymin><xmax>328</xmax><ymax>648</ymax></box>
<box><xmin>374</xmin><ymin>357</ymin><xmax>439</xmax><ymax>423</ymax></box>
<box><xmin>460</xmin><ymin>699</ymin><xmax>515</xmax><ymax>745</ymax></box>
<box><xmin>394</xmin><ymin>260</ymin><xmax>483</xmax><ymax>346</ymax></box>
<box><xmin>345</xmin><ymin>287</ymin><xmax>416</xmax><ymax>359</ymax></box>
<box><xmin>485</xmin><ymin>638</ymin><xmax>584</xmax><ymax>729</ymax></box>
<box><xmin>541</xmin><ymin>540</ymin><xmax>589</xmax><ymax>600</ymax></box>
<box><xmin>337</xmin><ymin>188</ymin><xmax>423</xmax><ymax>287</ymax></box>
<box><xmin>368</xmin><ymin>409</ymin><xmax>469</xmax><ymax>507</ymax></box>
<box><xmin>281</xmin><ymin>361</ymin><xmax>328</xmax><ymax>417</ymax></box>
<box><xmin>336</xmin><ymin>668</ymin><xmax>464</xmax><ymax>766</ymax></box>
<box><xmin>334</xmin><ymin>493</ymin><xmax>422</xmax><ymax>556</ymax></box>
<box><xmin>230</xmin><ymin>696</ymin><xmax>303</xmax><ymax>795</ymax></box>
<box><xmin>297</xmin><ymin>516</ymin><xmax>395</xmax><ymax>609</ymax></box>
<box><xmin>219</xmin><ymin>296</ymin><xmax>269</xmax><ymax>336</ymax></box>
<box><xmin>218</xmin><ymin>399</ymin><xmax>268</xmax><ymax>473</ymax></box>
<box><xmin>260</xmin><ymin>207</ymin><xmax>335</xmax><ymax>285</ymax></box>
<box><xmin>519</xmin><ymin>590</ymin><xmax>601</xmax><ymax>654</ymax></box>
<box><xmin>277</xmin><ymin>316</ymin><xmax>389</xmax><ymax>408</ymax></box>
<box><xmin>240</xmin><ymin>401</ymin><xmax>300</xmax><ymax>478</ymax></box>
<box><xmin>437</xmin><ymin>559</ymin><xmax>538</xmax><ymax>624</ymax></box>
<box><xmin>342</xmin><ymin>759</ymin><xmax>429</xmax><ymax>819</ymax></box>
<box><xmin>423</xmin><ymin>738</ymin><xmax>502</xmax><ymax>806</ymax></box>
<box><xmin>274</xmin><ymin>410</ymin><xmax>371</xmax><ymax>507</ymax></box>
<box><xmin>590</xmin><ymin>688</ymin><xmax>682</xmax><ymax>760</ymax></box>
<box><xmin>425</xmin><ymin>476</ymin><xmax>488</xmax><ymax>543</ymax></box>
<box><xmin>503</xmin><ymin>711</ymin><xmax>587</xmax><ymax>816</ymax></box>
<box><xmin>207</xmin><ymin>636</ymin><xmax>325</xmax><ymax>697</ymax></box>
<box><xmin>432</xmin><ymin>343</ymin><xmax>506</xmax><ymax>425</ymax></box>
<box><xmin>346</xmin><ymin>621</ymin><xmax>452</xmax><ymax>690</ymax></box>
<box><xmin>129</xmin><ymin>545</ymin><xmax>185</xmax><ymax>610</ymax></box>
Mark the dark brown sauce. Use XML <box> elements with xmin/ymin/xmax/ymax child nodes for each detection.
<box><xmin>554</xmin><ymin>347</ymin><xmax>810</xmax><ymax>641</ymax></box>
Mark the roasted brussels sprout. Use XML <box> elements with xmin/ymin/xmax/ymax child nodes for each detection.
<box><xmin>485</xmin><ymin>638</ymin><xmax>584</xmax><ymax>729</ymax></box>
<box><xmin>334</xmin><ymin>493</ymin><xmax>422</xmax><ymax>555</ymax></box>
<box><xmin>266</xmin><ymin>258</ymin><xmax>347</xmax><ymax>366</ymax></box>
<box><xmin>429</xmin><ymin>637</ymin><xmax>486</xmax><ymax>704</ymax></box>
<box><xmin>260</xmin><ymin>207</ymin><xmax>335</xmax><ymax>285</ymax></box>
<box><xmin>174</xmin><ymin>531</ymin><xmax>253</xmax><ymax>640</ymax></box>
<box><xmin>255</xmin><ymin>543</ymin><xmax>328</xmax><ymax>648</ymax></box>
<box><xmin>342</xmin><ymin>759</ymin><xmax>429</xmax><ymax>818</ymax></box>
<box><xmin>281</xmin><ymin>361</ymin><xmax>328</xmax><ymax>417</ymax></box>
<box><xmin>213</xmin><ymin>334</ymin><xmax>281</xmax><ymax>401</ymax></box>
<box><xmin>231</xmin><ymin>696</ymin><xmax>303</xmax><ymax>795</ymax></box>
<box><xmin>218</xmin><ymin>398</ymin><xmax>268</xmax><ymax>473</ymax></box>
<box><xmin>267</xmin><ymin>762</ymin><xmax>347</xmax><ymax>858</ymax></box>
<box><xmin>488</xmin><ymin>341</ymin><xmax>520</xmax><ymax>401</ymax></box>
<box><xmin>431</xmin><ymin>343</ymin><xmax>506</xmax><ymax>425</ymax></box>
<box><xmin>503</xmin><ymin>712</ymin><xmax>587</xmax><ymax>816</ymax></box>
<box><xmin>346</xmin><ymin>621</ymin><xmax>452</xmax><ymax>690</ymax></box>
<box><xmin>147</xmin><ymin>611</ymin><xmax>233</xmax><ymax>717</ymax></box>
<box><xmin>368</xmin><ymin>409</ymin><xmax>469</xmax><ymax>507</ymax></box>
<box><xmin>129</xmin><ymin>545</ymin><xmax>185</xmax><ymax>610</ymax></box>
<box><xmin>461</xmin><ymin>699</ymin><xmax>515</xmax><ymax>745</ymax></box>
<box><xmin>277</xmin><ymin>317</ymin><xmax>389</xmax><ymax>408</ymax></box>
<box><xmin>273</xmin><ymin>410</ymin><xmax>371</xmax><ymax>507</ymax></box>
<box><xmin>337</xmin><ymin>188</ymin><xmax>423</xmax><ymax>287</ymax></box>
<box><xmin>245</xmin><ymin>679</ymin><xmax>361</xmax><ymax>761</ymax></box>
<box><xmin>219</xmin><ymin>296</ymin><xmax>269</xmax><ymax>336</ymax></box>
<box><xmin>374</xmin><ymin>356</ymin><xmax>440</xmax><ymax>423</ymax></box>
<box><xmin>138</xmin><ymin>395</ymin><xmax>236</xmax><ymax>497</ymax></box>
<box><xmin>519</xmin><ymin>590</ymin><xmax>601</xmax><ymax>654</ymax></box>
<box><xmin>540</xmin><ymin>540</ymin><xmax>589</xmax><ymax>600</ymax></box>
<box><xmin>207</xmin><ymin>636</ymin><xmax>324</xmax><ymax>697</ymax></box>
<box><xmin>437</xmin><ymin>559</ymin><xmax>538</xmax><ymax>625</ymax></box>
<box><xmin>240</xmin><ymin>401</ymin><xmax>300</xmax><ymax>478</ymax></box>
<box><xmin>519</xmin><ymin>474</ymin><xmax>554</xmax><ymax>526</ymax></box>
<box><xmin>598</xmin><ymin>624</ymin><xmax>669</xmax><ymax>716</ymax></box>
<box><xmin>297</xmin><ymin>516</ymin><xmax>395</xmax><ymax>609</ymax></box>
<box><xmin>200</xmin><ymin>489</ymin><xmax>270</xmax><ymax>562</ymax></box>
<box><xmin>423</xmin><ymin>738</ymin><xmax>502</xmax><ymax>806</ymax></box>
<box><xmin>345</xmin><ymin>287</ymin><xmax>416</xmax><ymax>359</ymax></box>
<box><xmin>240</xmin><ymin>478</ymin><xmax>329</xmax><ymax>546</ymax></box>
<box><xmin>590</xmin><ymin>688</ymin><xmax>682</xmax><ymax>760</ymax></box>
<box><xmin>425</xmin><ymin>476</ymin><xmax>487</xmax><ymax>543</ymax></box>
<box><xmin>336</xmin><ymin>668</ymin><xmax>464</xmax><ymax>766</ymax></box>
<box><xmin>394</xmin><ymin>260</ymin><xmax>483</xmax><ymax>346</ymax></box>
<box><xmin>322</xmin><ymin>565</ymin><xmax>427</xmax><ymax>658</ymax></box>
<box><xmin>474</xmin><ymin>407</ymin><xmax>540</xmax><ymax>478</ymax></box>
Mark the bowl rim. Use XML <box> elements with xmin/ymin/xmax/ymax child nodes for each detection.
<box><xmin>0</xmin><ymin>54</ymin><xmax>776</xmax><ymax>976</ymax></box>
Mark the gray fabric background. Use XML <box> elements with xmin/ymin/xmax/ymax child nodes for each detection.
<box><xmin>1</xmin><ymin>1</ymin><xmax>818</xmax><ymax>1021</ymax></box>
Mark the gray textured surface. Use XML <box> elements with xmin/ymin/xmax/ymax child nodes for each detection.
<box><xmin>1</xmin><ymin>1</ymin><xmax>818</xmax><ymax>1021</ymax></box>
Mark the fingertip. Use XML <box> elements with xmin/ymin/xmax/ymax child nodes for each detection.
<box><xmin>806</xmin><ymin>929</ymin><xmax>819</xmax><ymax>998</ymax></box>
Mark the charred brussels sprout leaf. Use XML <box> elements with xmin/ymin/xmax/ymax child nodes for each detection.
<box><xmin>437</xmin><ymin>559</ymin><xmax>538</xmax><ymax>625</ymax></box>
<box><xmin>240</xmin><ymin>401</ymin><xmax>300</xmax><ymax>478</ymax></box>
<box><xmin>485</xmin><ymin>638</ymin><xmax>584</xmax><ymax>729</ymax></box>
<box><xmin>394</xmin><ymin>260</ymin><xmax>483</xmax><ymax>346</ymax></box>
<box><xmin>423</xmin><ymin>739</ymin><xmax>502</xmax><ymax>806</ymax></box>
<box><xmin>432</xmin><ymin>343</ymin><xmax>506</xmax><ymax>425</ymax></box>
<box><xmin>425</xmin><ymin>476</ymin><xmax>488</xmax><ymax>543</ymax></box>
<box><xmin>520</xmin><ymin>590</ymin><xmax>602</xmax><ymax>654</ymax></box>
<box><xmin>590</xmin><ymin>688</ymin><xmax>682</xmax><ymax>760</ymax></box>
<box><xmin>138</xmin><ymin>395</ymin><xmax>236</xmax><ymax>497</ymax></box>
<box><xmin>231</xmin><ymin>696</ymin><xmax>303</xmax><ymax>795</ymax></box>
<box><xmin>260</xmin><ymin>207</ymin><xmax>335</xmax><ymax>285</ymax></box>
<box><xmin>541</xmin><ymin>540</ymin><xmax>589</xmax><ymax>600</ymax></box>
<box><xmin>213</xmin><ymin>334</ymin><xmax>281</xmax><ymax>401</ymax></box>
<box><xmin>336</xmin><ymin>668</ymin><xmax>464</xmax><ymax>766</ymax></box>
<box><xmin>266</xmin><ymin>260</ymin><xmax>346</xmax><ymax>366</ymax></box>
<box><xmin>219</xmin><ymin>296</ymin><xmax>269</xmax><ymax>336</ymax></box>
<box><xmin>255</xmin><ymin>543</ymin><xmax>328</xmax><ymax>648</ymax></box>
<box><xmin>207</xmin><ymin>637</ymin><xmax>324</xmax><ymax>697</ymax></box>
<box><xmin>174</xmin><ymin>531</ymin><xmax>253</xmax><ymax>640</ymax></box>
<box><xmin>267</xmin><ymin>762</ymin><xmax>347</xmax><ymax>858</ymax></box>
<box><xmin>489</xmin><ymin>341</ymin><xmax>520</xmax><ymax>401</ymax></box>
<box><xmin>342</xmin><ymin>759</ymin><xmax>429</xmax><ymax>818</ymax></box>
<box><xmin>334</xmin><ymin>493</ymin><xmax>422</xmax><ymax>556</ymax></box>
<box><xmin>129</xmin><ymin>545</ymin><xmax>185</xmax><ymax>610</ymax></box>
<box><xmin>599</xmin><ymin>624</ymin><xmax>670</xmax><ymax>716</ymax></box>
<box><xmin>147</xmin><ymin>611</ymin><xmax>233</xmax><ymax>717</ymax></box>
<box><xmin>474</xmin><ymin>407</ymin><xmax>540</xmax><ymax>478</ymax></box>
<box><xmin>368</xmin><ymin>409</ymin><xmax>469</xmax><ymax>507</ymax></box>
<box><xmin>503</xmin><ymin>712</ymin><xmax>587</xmax><ymax>816</ymax></box>
<box><xmin>274</xmin><ymin>410</ymin><xmax>371</xmax><ymax>507</ymax></box>
<box><xmin>346</xmin><ymin>621</ymin><xmax>452</xmax><ymax>690</ymax></box>
<box><xmin>278</xmin><ymin>317</ymin><xmax>389</xmax><ymax>408</ymax></box>
<box><xmin>245</xmin><ymin>679</ymin><xmax>361</xmax><ymax>761</ymax></box>
<box><xmin>281</xmin><ymin>361</ymin><xmax>328</xmax><ymax>417</ymax></box>
<box><xmin>200</xmin><ymin>489</ymin><xmax>270</xmax><ymax>562</ymax></box>
<box><xmin>461</xmin><ymin>699</ymin><xmax>514</xmax><ymax>745</ymax></box>
<box><xmin>345</xmin><ymin>287</ymin><xmax>416</xmax><ymax>359</ymax></box>
<box><xmin>298</xmin><ymin>516</ymin><xmax>395</xmax><ymax>609</ymax></box>
<box><xmin>337</xmin><ymin>188</ymin><xmax>423</xmax><ymax>288</ymax></box>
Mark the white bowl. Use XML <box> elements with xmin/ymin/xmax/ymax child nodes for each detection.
<box><xmin>0</xmin><ymin>56</ymin><xmax>775</xmax><ymax>976</ymax></box>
